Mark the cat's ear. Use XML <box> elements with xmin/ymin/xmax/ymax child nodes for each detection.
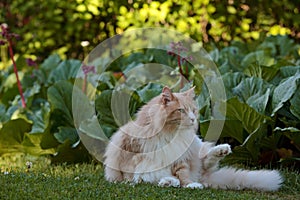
<box><xmin>184</xmin><ymin>86</ymin><xmax>195</xmax><ymax>99</ymax></box>
<box><xmin>161</xmin><ymin>86</ymin><xmax>174</xmax><ymax>105</ymax></box>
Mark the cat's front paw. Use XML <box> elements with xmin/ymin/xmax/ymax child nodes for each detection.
<box><xmin>158</xmin><ymin>177</ymin><xmax>180</xmax><ymax>187</ymax></box>
<box><xmin>210</xmin><ymin>144</ymin><xmax>232</xmax><ymax>157</ymax></box>
<box><xmin>185</xmin><ymin>182</ymin><xmax>204</xmax><ymax>189</ymax></box>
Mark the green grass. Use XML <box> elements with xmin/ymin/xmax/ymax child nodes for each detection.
<box><xmin>1</xmin><ymin>154</ymin><xmax>299</xmax><ymax>200</ymax></box>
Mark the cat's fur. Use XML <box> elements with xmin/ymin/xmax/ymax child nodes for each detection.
<box><xmin>104</xmin><ymin>86</ymin><xmax>283</xmax><ymax>191</ymax></box>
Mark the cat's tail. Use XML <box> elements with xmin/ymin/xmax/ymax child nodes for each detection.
<box><xmin>203</xmin><ymin>167</ymin><xmax>283</xmax><ymax>191</ymax></box>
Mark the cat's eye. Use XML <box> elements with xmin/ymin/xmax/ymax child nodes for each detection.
<box><xmin>177</xmin><ymin>108</ymin><xmax>186</xmax><ymax>113</ymax></box>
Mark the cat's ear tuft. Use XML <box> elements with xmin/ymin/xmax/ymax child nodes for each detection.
<box><xmin>162</xmin><ymin>86</ymin><xmax>174</xmax><ymax>105</ymax></box>
<box><xmin>184</xmin><ymin>86</ymin><xmax>195</xmax><ymax>99</ymax></box>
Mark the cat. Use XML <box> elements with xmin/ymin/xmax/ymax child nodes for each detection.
<box><xmin>104</xmin><ymin>86</ymin><xmax>283</xmax><ymax>191</ymax></box>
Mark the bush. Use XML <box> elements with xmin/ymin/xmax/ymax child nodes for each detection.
<box><xmin>1</xmin><ymin>0</ymin><xmax>300</xmax><ymax>60</ymax></box>
<box><xmin>201</xmin><ymin>35</ymin><xmax>300</xmax><ymax>167</ymax></box>
<box><xmin>0</xmin><ymin>34</ymin><xmax>299</xmax><ymax>167</ymax></box>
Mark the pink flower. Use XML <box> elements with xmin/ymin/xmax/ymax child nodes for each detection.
<box><xmin>0</xmin><ymin>23</ymin><xmax>20</xmax><ymax>41</ymax></box>
<box><xmin>82</xmin><ymin>64</ymin><xmax>96</xmax><ymax>75</ymax></box>
<box><xmin>26</xmin><ymin>58</ymin><xmax>37</xmax><ymax>67</ymax></box>
<box><xmin>167</xmin><ymin>41</ymin><xmax>193</xmax><ymax>64</ymax></box>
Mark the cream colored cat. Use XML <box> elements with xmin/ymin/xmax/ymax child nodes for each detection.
<box><xmin>104</xmin><ymin>86</ymin><xmax>283</xmax><ymax>191</ymax></box>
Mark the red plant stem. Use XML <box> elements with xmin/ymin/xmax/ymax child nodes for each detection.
<box><xmin>177</xmin><ymin>55</ymin><xmax>184</xmax><ymax>76</ymax></box>
<box><xmin>177</xmin><ymin>54</ymin><xmax>185</xmax><ymax>88</ymax></box>
<box><xmin>185</xmin><ymin>65</ymin><xmax>188</xmax><ymax>76</ymax></box>
<box><xmin>8</xmin><ymin>40</ymin><xmax>26</xmax><ymax>108</ymax></box>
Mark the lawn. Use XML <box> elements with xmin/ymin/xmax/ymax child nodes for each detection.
<box><xmin>1</xmin><ymin>155</ymin><xmax>299</xmax><ymax>200</ymax></box>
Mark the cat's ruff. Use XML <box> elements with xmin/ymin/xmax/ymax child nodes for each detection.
<box><xmin>104</xmin><ymin>86</ymin><xmax>283</xmax><ymax>191</ymax></box>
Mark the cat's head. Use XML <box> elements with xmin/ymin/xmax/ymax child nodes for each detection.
<box><xmin>136</xmin><ymin>86</ymin><xmax>199</xmax><ymax>135</ymax></box>
<box><xmin>159</xmin><ymin>86</ymin><xmax>199</xmax><ymax>133</ymax></box>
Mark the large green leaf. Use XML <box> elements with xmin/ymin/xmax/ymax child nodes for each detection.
<box><xmin>232</xmin><ymin>77</ymin><xmax>273</xmax><ymax>114</ymax></box>
<box><xmin>22</xmin><ymin>132</ymin><xmax>56</xmax><ymax>155</ymax></box>
<box><xmin>279</xmin><ymin>66</ymin><xmax>300</xmax><ymax>79</ymax></box>
<box><xmin>199</xmin><ymin>119</ymin><xmax>229</xmax><ymax>142</ymax></box>
<box><xmin>272</xmin><ymin>72</ymin><xmax>300</xmax><ymax>115</ymax></box>
<box><xmin>191</xmin><ymin>68</ymin><xmax>205</xmax><ymax>95</ymax></box>
<box><xmin>0</xmin><ymin>104</ymin><xmax>9</xmax><ymax>123</ymax></box>
<box><xmin>290</xmin><ymin>86</ymin><xmax>300</xmax><ymax>120</ymax></box>
<box><xmin>0</xmin><ymin>112</ymin><xmax>55</xmax><ymax>156</ymax></box>
<box><xmin>47</xmin><ymin>80</ymin><xmax>81</xmax><ymax>149</ymax></box>
<box><xmin>50</xmin><ymin>141</ymin><xmax>91</xmax><ymax>164</ymax></box>
<box><xmin>264</xmin><ymin>35</ymin><xmax>296</xmax><ymax>57</ymax></box>
<box><xmin>47</xmin><ymin>81</ymin><xmax>92</xmax><ymax>161</ymax></box>
<box><xmin>40</xmin><ymin>130</ymin><xmax>60</xmax><ymax>149</ymax></box>
<box><xmin>271</xmin><ymin>66</ymin><xmax>300</xmax><ymax>85</ymax></box>
<box><xmin>34</xmin><ymin>54</ymin><xmax>61</xmax><ymax>85</ymax></box>
<box><xmin>31</xmin><ymin>103</ymin><xmax>50</xmax><ymax>133</ymax></box>
<box><xmin>78</xmin><ymin>115</ymin><xmax>109</xmax><ymax>161</ymax></box>
<box><xmin>54</xmin><ymin>126</ymin><xmax>79</xmax><ymax>145</ymax></box>
<box><xmin>202</xmin><ymin>98</ymin><xmax>268</xmax><ymax>148</ymax></box>
<box><xmin>137</xmin><ymin>82</ymin><xmax>163</xmax><ymax>103</ymax></box>
<box><xmin>95</xmin><ymin>90</ymin><xmax>118</xmax><ymax>138</ymax></box>
<box><xmin>200</xmin><ymin>119</ymin><xmax>243</xmax><ymax>144</ymax></box>
<box><xmin>241</xmin><ymin>50</ymin><xmax>275</xmax><ymax>68</ymax></box>
<box><xmin>224</xmin><ymin>123</ymin><xmax>267</xmax><ymax>165</ymax></box>
<box><xmin>219</xmin><ymin>46</ymin><xmax>244</xmax><ymax>71</ymax></box>
<box><xmin>47</xmin><ymin>80</ymin><xmax>74</xmax><ymax>128</ymax></box>
<box><xmin>0</xmin><ymin>119</ymin><xmax>32</xmax><ymax>155</ymax></box>
<box><xmin>7</xmin><ymin>83</ymin><xmax>41</xmax><ymax>111</ymax></box>
<box><xmin>47</xmin><ymin>59</ymin><xmax>82</xmax><ymax>84</ymax></box>
<box><xmin>21</xmin><ymin>83</ymin><xmax>41</xmax><ymax>108</ymax></box>
<box><xmin>223</xmin><ymin>146</ymin><xmax>255</xmax><ymax>165</ymax></box>
<box><xmin>72</xmin><ymin>84</ymin><xmax>95</xmax><ymax>134</ymax></box>
<box><xmin>241</xmin><ymin>124</ymin><xmax>269</xmax><ymax>161</ymax></box>
<box><xmin>0</xmin><ymin>72</ymin><xmax>24</xmax><ymax>105</ymax></box>
<box><xmin>244</xmin><ymin>64</ymin><xmax>279</xmax><ymax>82</ymax></box>
<box><xmin>257</xmin><ymin>41</ymin><xmax>276</xmax><ymax>56</ymax></box>
<box><xmin>225</xmin><ymin>98</ymin><xmax>267</xmax><ymax>136</ymax></box>
<box><xmin>220</xmin><ymin>119</ymin><xmax>244</xmax><ymax>143</ymax></box>
<box><xmin>196</xmin><ymin>82</ymin><xmax>210</xmax><ymax>118</ymax></box>
<box><xmin>97</xmin><ymin>71</ymin><xmax>117</xmax><ymax>90</ymax></box>
<box><xmin>95</xmin><ymin>87</ymin><xmax>145</xmax><ymax>138</ymax></box>
<box><xmin>221</xmin><ymin>72</ymin><xmax>245</xmax><ymax>99</ymax></box>
<box><xmin>41</xmin><ymin>54</ymin><xmax>61</xmax><ymax>71</ymax></box>
<box><xmin>79</xmin><ymin>116</ymin><xmax>108</xmax><ymax>141</ymax></box>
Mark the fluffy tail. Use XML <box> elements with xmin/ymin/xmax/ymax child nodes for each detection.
<box><xmin>204</xmin><ymin>167</ymin><xmax>283</xmax><ymax>191</ymax></box>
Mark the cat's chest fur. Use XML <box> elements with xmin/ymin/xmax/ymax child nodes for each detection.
<box><xmin>133</xmin><ymin>127</ymin><xmax>201</xmax><ymax>183</ymax></box>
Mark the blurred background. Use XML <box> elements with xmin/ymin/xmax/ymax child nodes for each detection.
<box><xmin>1</xmin><ymin>0</ymin><xmax>299</xmax><ymax>60</ymax></box>
<box><xmin>0</xmin><ymin>0</ymin><xmax>300</xmax><ymax>166</ymax></box>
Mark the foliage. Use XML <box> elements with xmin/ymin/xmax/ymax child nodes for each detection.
<box><xmin>200</xmin><ymin>35</ymin><xmax>300</xmax><ymax>166</ymax></box>
<box><xmin>0</xmin><ymin>54</ymin><xmax>90</xmax><ymax>163</ymax></box>
<box><xmin>0</xmin><ymin>156</ymin><xmax>300</xmax><ymax>199</ymax></box>
<box><xmin>1</xmin><ymin>0</ymin><xmax>300</xmax><ymax>60</ymax></box>
<box><xmin>0</xmin><ymin>24</ymin><xmax>26</xmax><ymax>107</ymax></box>
<box><xmin>0</xmin><ymin>34</ymin><xmax>300</xmax><ymax>167</ymax></box>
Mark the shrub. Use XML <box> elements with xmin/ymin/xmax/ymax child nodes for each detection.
<box><xmin>0</xmin><ymin>35</ymin><xmax>299</xmax><ymax>167</ymax></box>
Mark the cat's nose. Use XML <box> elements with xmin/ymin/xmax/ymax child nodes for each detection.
<box><xmin>188</xmin><ymin>112</ymin><xmax>196</xmax><ymax>123</ymax></box>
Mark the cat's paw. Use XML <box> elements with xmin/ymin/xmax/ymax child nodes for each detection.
<box><xmin>158</xmin><ymin>177</ymin><xmax>180</xmax><ymax>187</ymax></box>
<box><xmin>132</xmin><ymin>174</ymin><xmax>142</xmax><ymax>184</ymax></box>
<box><xmin>210</xmin><ymin>144</ymin><xmax>232</xmax><ymax>157</ymax></box>
<box><xmin>185</xmin><ymin>182</ymin><xmax>204</xmax><ymax>189</ymax></box>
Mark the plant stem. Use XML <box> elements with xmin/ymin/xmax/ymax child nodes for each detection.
<box><xmin>177</xmin><ymin>55</ymin><xmax>185</xmax><ymax>89</ymax></box>
<box><xmin>8</xmin><ymin>40</ymin><xmax>26</xmax><ymax>108</ymax></box>
<box><xmin>177</xmin><ymin>55</ymin><xmax>184</xmax><ymax>75</ymax></box>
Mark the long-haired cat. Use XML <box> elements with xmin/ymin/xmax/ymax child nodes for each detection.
<box><xmin>104</xmin><ymin>86</ymin><xmax>283</xmax><ymax>191</ymax></box>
